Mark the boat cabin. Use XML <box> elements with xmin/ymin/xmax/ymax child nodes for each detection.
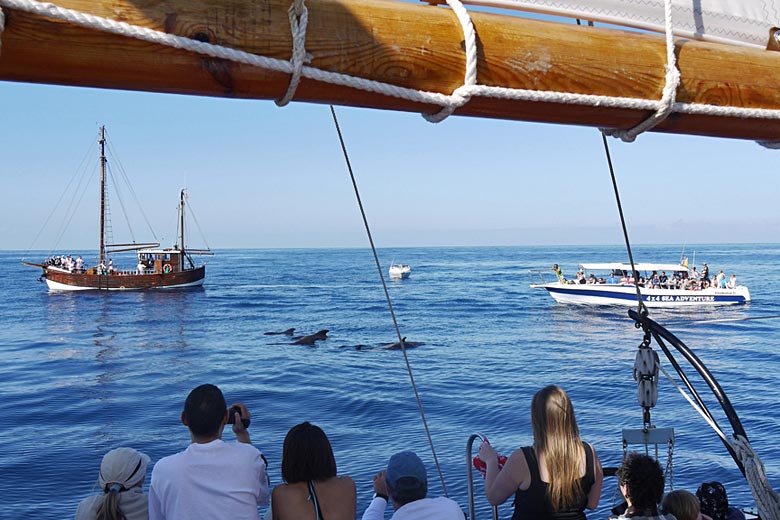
<box><xmin>138</xmin><ymin>247</ymin><xmax>185</xmax><ymax>274</ymax></box>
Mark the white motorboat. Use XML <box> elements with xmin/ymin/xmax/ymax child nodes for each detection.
<box><xmin>389</xmin><ymin>263</ymin><xmax>412</xmax><ymax>279</ymax></box>
<box><xmin>530</xmin><ymin>262</ymin><xmax>750</xmax><ymax>307</ymax></box>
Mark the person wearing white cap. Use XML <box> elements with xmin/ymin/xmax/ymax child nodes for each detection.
<box><xmin>75</xmin><ymin>447</ymin><xmax>150</xmax><ymax>520</ymax></box>
<box><xmin>361</xmin><ymin>450</ymin><xmax>464</xmax><ymax>520</ymax></box>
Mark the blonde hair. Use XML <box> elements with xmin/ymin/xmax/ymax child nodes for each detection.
<box><xmin>662</xmin><ymin>489</ymin><xmax>700</xmax><ymax>520</ymax></box>
<box><xmin>531</xmin><ymin>385</ymin><xmax>583</xmax><ymax>510</ymax></box>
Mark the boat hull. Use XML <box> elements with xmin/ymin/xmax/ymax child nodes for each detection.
<box><xmin>42</xmin><ymin>266</ymin><xmax>205</xmax><ymax>291</ymax></box>
<box><xmin>531</xmin><ymin>283</ymin><xmax>751</xmax><ymax>307</ymax></box>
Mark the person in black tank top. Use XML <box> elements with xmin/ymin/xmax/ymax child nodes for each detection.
<box><xmin>477</xmin><ymin>386</ymin><xmax>603</xmax><ymax>519</ymax></box>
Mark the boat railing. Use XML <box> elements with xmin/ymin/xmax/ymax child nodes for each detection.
<box><xmin>528</xmin><ymin>269</ymin><xmax>556</xmax><ymax>285</ymax></box>
<box><xmin>466</xmin><ymin>433</ymin><xmax>499</xmax><ymax>520</ymax></box>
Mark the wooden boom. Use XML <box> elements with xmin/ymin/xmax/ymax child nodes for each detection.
<box><xmin>2</xmin><ymin>0</ymin><xmax>780</xmax><ymax>140</ymax></box>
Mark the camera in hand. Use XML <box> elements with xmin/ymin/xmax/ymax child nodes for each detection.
<box><xmin>227</xmin><ymin>405</ymin><xmax>251</xmax><ymax>429</ymax></box>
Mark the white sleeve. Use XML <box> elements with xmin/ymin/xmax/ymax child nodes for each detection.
<box><xmin>361</xmin><ymin>496</ymin><xmax>388</xmax><ymax>520</ymax></box>
<box><xmin>148</xmin><ymin>482</ymin><xmax>164</xmax><ymax>520</ymax></box>
<box><xmin>255</xmin><ymin>451</ymin><xmax>271</xmax><ymax>507</ymax></box>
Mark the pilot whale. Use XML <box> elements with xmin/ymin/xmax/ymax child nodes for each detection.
<box><xmin>292</xmin><ymin>330</ymin><xmax>329</xmax><ymax>345</ymax></box>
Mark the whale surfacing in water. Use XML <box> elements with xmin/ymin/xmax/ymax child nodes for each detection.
<box><xmin>373</xmin><ymin>340</ymin><xmax>423</xmax><ymax>351</ymax></box>
<box><xmin>264</xmin><ymin>328</ymin><xmax>296</xmax><ymax>336</ymax></box>
<box><xmin>292</xmin><ymin>330</ymin><xmax>329</xmax><ymax>345</ymax></box>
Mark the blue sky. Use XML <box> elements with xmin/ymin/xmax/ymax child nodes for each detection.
<box><xmin>1</xmin><ymin>80</ymin><xmax>778</xmax><ymax>251</ymax></box>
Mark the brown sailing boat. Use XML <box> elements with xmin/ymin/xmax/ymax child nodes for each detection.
<box><xmin>23</xmin><ymin>126</ymin><xmax>210</xmax><ymax>291</ymax></box>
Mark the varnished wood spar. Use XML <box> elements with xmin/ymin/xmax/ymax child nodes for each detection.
<box><xmin>2</xmin><ymin>0</ymin><xmax>780</xmax><ymax>140</ymax></box>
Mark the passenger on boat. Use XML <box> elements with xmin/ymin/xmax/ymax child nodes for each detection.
<box><xmin>148</xmin><ymin>384</ymin><xmax>270</xmax><ymax>520</ymax></box>
<box><xmin>361</xmin><ymin>450</ymin><xmax>463</xmax><ymax>520</ymax></box>
<box><xmin>108</xmin><ymin>258</ymin><xmax>115</xmax><ymax>274</ymax></box>
<box><xmin>701</xmin><ymin>263</ymin><xmax>710</xmax><ymax>285</ymax></box>
<box><xmin>270</xmin><ymin>422</ymin><xmax>356</xmax><ymax>520</ymax></box>
<box><xmin>552</xmin><ymin>264</ymin><xmax>566</xmax><ymax>284</ymax></box>
<box><xmin>75</xmin><ymin>447</ymin><xmax>150</xmax><ymax>520</ymax></box>
<box><xmin>717</xmin><ymin>270</ymin><xmax>726</xmax><ymax>289</ymax></box>
<box><xmin>696</xmin><ymin>481</ymin><xmax>746</xmax><ymax>520</ymax></box>
<box><xmin>587</xmin><ymin>273</ymin><xmax>597</xmax><ymax>284</ymax></box>
<box><xmin>76</xmin><ymin>256</ymin><xmax>84</xmax><ymax>272</ymax></box>
<box><xmin>726</xmin><ymin>274</ymin><xmax>737</xmax><ymax>290</ymax></box>
<box><xmin>477</xmin><ymin>385</ymin><xmax>603</xmax><ymax>520</ymax></box>
<box><xmin>662</xmin><ymin>489</ymin><xmax>706</xmax><ymax>520</ymax></box>
<box><xmin>576</xmin><ymin>271</ymin><xmax>586</xmax><ymax>284</ymax></box>
<box><xmin>610</xmin><ymin>453</ymin><xmax>674</xmax><ymax>520</ymax></box>
<box><xmin>137</xmin><ymin>260</ymin><xmax>145</xmax><ymax>274</ymax></box>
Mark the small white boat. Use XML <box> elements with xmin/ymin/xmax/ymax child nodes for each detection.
<box><xmin>530</xmin><ymin>262</ymin><xmax>750</xmax><ymax>307</ymax></box>
<box><xmin>389</xmin><ymin>263</ymin><xmax>412</xmax><ymax>279</ymax></box>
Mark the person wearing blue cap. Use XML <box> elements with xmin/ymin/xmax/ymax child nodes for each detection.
<box><xmin>361</xmin><ymin>450</ymin><xmax>464</xmax><ymax>520</ymax></box>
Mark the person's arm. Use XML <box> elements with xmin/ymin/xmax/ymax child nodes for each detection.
<box><xmin>148</xmin><ymin>481</ymin><xmax>163</xmax><ymax>520</ymax></box>
<box><xmin>586</xmin><ymin>443</ymin><xmax>603</xmax><ymax>510</ymax></box>
<box><xmin>255</xmin><ymin>450</ymin><xmax>271</xmax><ymax>507</ymax></box>
<box><xmin>478</xmin><ymin>442</ymin><xmax>527</xmax><ymax>506</ymax></box>
<box><xmin>361</xmin><ymin>471</ymin><xmax>389</xmax><ymax>520</ymax></box>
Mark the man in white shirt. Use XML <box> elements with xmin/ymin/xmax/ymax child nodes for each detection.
<box><xmin>361</xmin><ymin>450</ymin><xmax>463</xmax><ymax>520</ymax></box>
<box><xmin>149</xmin><ymin>384</ymin><xmax>270</xmax><ymax>520</ymax></box>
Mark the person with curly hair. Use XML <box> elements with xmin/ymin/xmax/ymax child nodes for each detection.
<box><xmin>611</xmin><ymin>453</ymin><xmax>675</xmax><ymax>520</ymax></box>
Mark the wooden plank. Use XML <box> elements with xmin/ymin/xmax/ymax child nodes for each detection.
<box><xmin>1</xmin><ymin>0</ymin><xmax>780</xmax><ymax>140</ymax></box>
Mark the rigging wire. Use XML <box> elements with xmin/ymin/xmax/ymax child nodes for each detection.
<box><xmin>183</xmin><ymin>195</ymin><xmax>211</xmax><ymax>251</ymax></box>
<box><xmin>104</xmin><ymin>129</ymin><xmax>159</xmax><ymax>242</ymax></box>
<box><xmin>51</xmin><ymin>160</ymin><xmax>96</xmax><ymax>255</ymax></box>
<box><xmin>107</xmin><ymin>163</ymin><xmax>138</xmax><ymax>244</ymax></box>
<box><xmin>22</xmin><ymin>136</ymin><xmax>97</xmax><ymax>258</ymax></box>
<box><xmin>663</xmin><ymin>315</ymin><xmax>780</xmax><ymax>326</ymax></box>
<box><xmin>328</xmin><ymin>105</ymin><xmax>449</xmax><ymax>497</ymax></box>
<box><xmin>600</xmin><ymin>133</ymin><xmax>647</xmax><ymax>317</ymax></box>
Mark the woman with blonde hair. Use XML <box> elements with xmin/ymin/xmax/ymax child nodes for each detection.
<box><xmin>478</xmin><ymin>385</ymin><xmax>603</xmax><ymax>519</ymax></box>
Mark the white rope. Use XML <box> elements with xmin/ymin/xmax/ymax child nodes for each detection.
<box><xmin>658</xmin><ymin>364</ymin><xmax>728</xmax><ymax>443</ymax></box>
<box><xmin>3</xmin><ymin>0</ymin><xmax>780</xmax><ymax>141</ymax></box>
<box><xmin>601</xmin><ymin>0</ymin><xmax>679</xmax><ymax>142</ymax></box>
<box><xmin>0</xmin><ymin>6</ymin><xmax>5</xmax><ymax>55</ymax></box>
<box><xmin>275</xmin><ymin>0</ymin><xmax>309</xmax><ymax>107</ymax></box>
<box><xmin>728</xmin><ymin>435</ymin><xmax>780</xmax><ymax>520</ymax></box>
<box><xmin>423</xmin><ymin>0</ymin><xmax>478</xmax><ymax>123</ymax></box>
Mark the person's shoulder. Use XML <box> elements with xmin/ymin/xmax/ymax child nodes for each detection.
<box><xmin>429</xmin><ymin>496</ymin><xmax>464</xmax><ymax>511</ymax></box>
<box><xmin>151</xmin><ymin>448</ymin><xmax>188</xmax><ymax>474</ymax></box>
<box><xmin>75</xmin><ymin>494</ymin><xmax>101</xmax><ymax>519</ymax></box>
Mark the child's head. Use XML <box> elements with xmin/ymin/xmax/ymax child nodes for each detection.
<box><xmin>662</xmin><ymin>489</ymin><xmax>700</xmax><ymax>520</ymax></box>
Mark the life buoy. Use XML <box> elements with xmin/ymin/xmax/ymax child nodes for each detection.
<box><xmin>163</xmin><ymin>264</ymin><xmax>172</xmax><ymax>274</ymax></box>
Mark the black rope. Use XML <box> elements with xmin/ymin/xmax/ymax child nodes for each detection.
<box><xmin>601</xmin><ymin>134</ymin><xmax>648</xmax><ymax>317</ymax></box>
<box><xmin>329</xmin><ymin>106</ymin><xmax>449</xmax><ymax>496</ymax></box>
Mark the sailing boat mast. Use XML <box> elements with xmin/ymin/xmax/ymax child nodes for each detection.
<box><xmin>179</xmin><ymin>188</ymin><xmax>185</xmax><ymax>255</ymax></box>
<box><xmin>99</xmin><ymin>125</ymin><xmax>107</xmax><ymax>266</ymax></box>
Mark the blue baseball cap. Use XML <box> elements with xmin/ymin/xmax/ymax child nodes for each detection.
<box><xmin>386</xmin><ymin>451</ymin><xmax>427</xmax><ymax>491</ymax></box>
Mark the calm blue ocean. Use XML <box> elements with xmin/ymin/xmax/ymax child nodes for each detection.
<box><xmin>1</xmin><ymin>245</ymin><xmax>778</xmax><ymax>519</ymax></box>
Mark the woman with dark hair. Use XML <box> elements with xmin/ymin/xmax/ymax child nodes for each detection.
<box><xmin>477</xmin><ymin>385</ymin><xmax>603</xmax><ymax>520</ymax></box>
<box><xmin>75</xmin><ymin>447</ymin><xmax>150</xmax><ymax>520</ymax></box>
<box><xmin>271</xmin><ymin>422</ymin><xmax>356</xmax><ymax>520</ymax></box>
<box><xmin>611</xmin><ymin>452</ymin><xmax>675</xmax><ymax>519</ymax></box>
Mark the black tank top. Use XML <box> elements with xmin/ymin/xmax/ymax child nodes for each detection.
<box><xmin>511</xmin><ymin>442</ymin><xmax>595</xmax><ymax>520</ymax></box>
